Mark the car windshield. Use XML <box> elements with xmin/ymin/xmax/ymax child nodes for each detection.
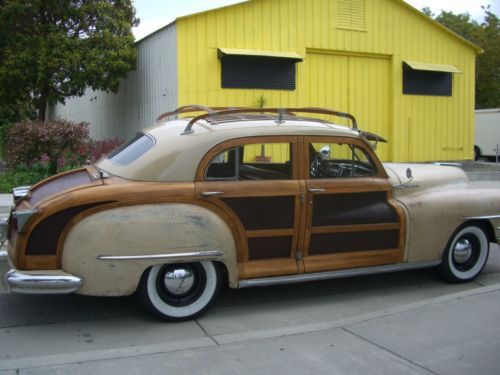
<box><xmin>106</xmin><ymin>132</ymin><xmax>155</xmax><ymax>166</ymax></box>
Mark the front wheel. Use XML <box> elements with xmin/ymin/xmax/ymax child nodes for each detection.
<box><xmin>140</xmin><ymin>261</ymin><xmax>222</xmax><ymax>321</ymax></box>
<box><xmin>439</xmin><ymin>225</ymin><xmax>489</xmax><ymax>283</ymax></box>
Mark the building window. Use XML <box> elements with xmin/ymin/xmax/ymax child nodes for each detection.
<box><xmin>221</xmin><ymin>56</ymin><xmax>296</xmax><ymax>90</ymax></box>
<box><xmin>218</xmin><ymin>48</ymin><xmax>303</xmax><ymax>91</ymax></box>
<box><xmin>402</xmin><ymin>62</ymin><xmax>457</xmax><ymax>97</ymax></box>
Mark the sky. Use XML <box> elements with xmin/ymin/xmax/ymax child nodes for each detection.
<box><xmin>131</xmin><ymin>0</ymin><xmax>500</xmax><ymax>41</ymax></box>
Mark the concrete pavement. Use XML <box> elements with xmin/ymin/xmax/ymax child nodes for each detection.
<box><xmin>0</xmin><ymin>282</ymin><xmax>499</xmax><ymax>374</ymax></box>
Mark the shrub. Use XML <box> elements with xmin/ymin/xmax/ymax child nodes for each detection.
<box><xmin>5</xmin><ymin>120</ymin><xmax>90</xmax><ymax>174</ymax></box>
<box><xmin>0</xmin><ymin>120</ymin><xmax>123</xmax><ymax>193</ymax></box>
<box><xmin>0</xmin><ymin>163</ymin><xmax>52</xmax><ymax>193</ymax></box>
<box><xmin>88</xmin><ymin>137</ymin><xmax>122</xmax><ymax>162</ymax></box>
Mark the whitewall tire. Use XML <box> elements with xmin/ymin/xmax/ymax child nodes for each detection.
<box><xmin>140</xmin><ymin>261</ymin><xmax>222</xmax><ymax>321</ymax></box>
<box><xmin>440</xmin><ymin>225</ymin><xmax>489</xmax><ymax>283</ymax></box>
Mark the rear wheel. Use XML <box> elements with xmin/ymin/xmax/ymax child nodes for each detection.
<box><xmin>140</xmin><ymin>261</ymin><xmax>222</xmax><ymax>321</ymax></box>
<box><xmin>439</xmin><ymin>225</ymin><xmax>489</xmax><ymax>283</ymax></box>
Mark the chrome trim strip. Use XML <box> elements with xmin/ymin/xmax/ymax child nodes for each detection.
<box><xmin>5</xmin><ymin>270</ymin><xmax>82</xmax><ymax>294</ymax></box>
<box><xmin>0</xmin><ymin>249</ymin><xmax>7</xmax><ymax>261</ymax></box>
<box><xmin>465</xmin><ymin>215</ymin><xmax>500</xmax><ymax>220</ymax></box>
<box><xmin>237</xmin><ymin>260</ymin><xmax>442</xmax><ymax>288</ymax></box>
<box><xmin>97</xmin><ymin>250</ymin><xmax>224</xmax><ymax>261</ymax></box>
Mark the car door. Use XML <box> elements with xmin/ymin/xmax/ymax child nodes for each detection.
<box><xmin>301</xmin><ymin>136</ymin><xmax>406</xmax><ymax>273</ymax></box>
<box><xmin>196</xmin><ymin>136</ymin><xmax>303</xmax><ymax>280</ymax></box>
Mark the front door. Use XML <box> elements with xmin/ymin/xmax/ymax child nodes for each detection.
<box><xmin>301</xmin><ymin>136</ymin><xmax>406</xmax><ymax>273</ymax></box>
<box><xmin>196</xmin><ymin>136</ymin><xmax>302</xmax><ymax>279</ymax></box>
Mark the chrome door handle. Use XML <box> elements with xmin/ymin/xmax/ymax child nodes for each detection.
<box><xmin>201</xmin><ymin>191</ymin><xmax>224</xmax><ymax>197</ymax></box>
<box><xmin>308</xmin><ymin>188</ymin><xmax>326</xmax><ymax>193</ymax></box>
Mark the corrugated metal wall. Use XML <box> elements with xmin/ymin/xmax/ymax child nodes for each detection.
<box><xmin>176</xmin><ymin>0</ymin><xmax>478</xmax><ymax>161</ymax></box>
<box><xmin>50</xmin><ymin>24</ymin><xmax>178</xmax><ymax>141</ymax></box>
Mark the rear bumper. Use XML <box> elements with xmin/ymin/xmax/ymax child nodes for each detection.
<box><xmin>1</xmin><ymin>250</ymin><xmax>82</xmax><ymax>294</ymax></box>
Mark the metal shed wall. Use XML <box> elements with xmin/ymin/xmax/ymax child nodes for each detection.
<box><xmin>49</xmin><ymin>23</ymin><xmax>178</xmax><ymax>141</ymax></box>
<box><xmin>176</xmin><ymin>0</ymin><xmax>478</xmax><ymax>161</ymax></box>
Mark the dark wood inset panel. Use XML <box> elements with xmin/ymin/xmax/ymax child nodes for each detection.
<box><xmin>312</xmin><ymin>192</ymin><xmax>398</xmax><ymax>226</ymax></box>
<box><xmin>26</xmin><ymin>202</ymin><xmax>112</xmax><ymax>255</ymax></box>
<box><xmin>309</xmin><ymin>230</ymin><xmax>399</xmax><ymax>255</ymax></box>
<box><xmin>222</xmin><ymin>196</ymin><xmax>294</xmax><ymax>230</ymax></box>
<box><xmin>248</xmin><ymin>236</ymin><xmax>293</xmax><ymax>260</ymax></box>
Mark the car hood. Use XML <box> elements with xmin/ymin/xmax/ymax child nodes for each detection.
<box><xmin>383</xmin><ymin>163</ymin><xmax>469</xmax><ymax>193</ymax></box>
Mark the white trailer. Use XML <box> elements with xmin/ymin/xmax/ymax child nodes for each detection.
<box><xmin>475</xmin><ymin>108</ymin><xmax>500</xmax><ymax>161</ymax></box>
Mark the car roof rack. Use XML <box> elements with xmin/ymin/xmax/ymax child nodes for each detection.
<box><xmin>156</xmin><ymin>105</ymin><xmax>358</xmax><ymax>134</ymax></box>
<box><xmin>156</xmin><ymin>105</ymin><xmax>247</xmax><ymax>123</ymax></box>
<box><xmin>174</xmin><ymin>107</ymin><xmax>358</xmax><ymax>135</ymax></box>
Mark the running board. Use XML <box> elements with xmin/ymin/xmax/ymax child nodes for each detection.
<box><xmin>237</xmin><ymin>260</ymin><xmax>441</xmax><ymax>288</ymax></box>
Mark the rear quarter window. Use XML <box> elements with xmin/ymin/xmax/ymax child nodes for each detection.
<box><xmin>107</xmin><ymin>133</ymin><xmax>155</xmax><ymax>166</ymax></box>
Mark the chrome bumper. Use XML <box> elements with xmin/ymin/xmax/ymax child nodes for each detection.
<box><xmin>1</xmin><ymin>250</ymin><xmax>82</xmax><ymax>294</ymax></box>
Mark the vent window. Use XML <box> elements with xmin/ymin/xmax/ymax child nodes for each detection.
<box><xmin>338</xmin><ymin>0</ymin><xmax>365</xmax><ymax>30</ymax></box>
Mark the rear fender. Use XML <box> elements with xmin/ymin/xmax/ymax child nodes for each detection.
<box><xmin>62</xmin><ymin>203</ymin><xmax>237</xmax><ymax>296</ymax></box>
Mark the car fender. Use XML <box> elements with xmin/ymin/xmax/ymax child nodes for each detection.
<box><xmin>61</xmin><ymin>203</ymin><xmax>238</xmax><ymax>296</ymax></box>
<box><xmin>396</xmin><ymin>182</ymin><xmax>500</xmax><ymax>262</ymax></box>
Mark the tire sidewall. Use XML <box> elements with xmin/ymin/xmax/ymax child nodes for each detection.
<box><xmin>444</xmin><ymin>225</ymin><xmax>489</xmax><ymax>282</ymax></box>
<box><xmin>144</xmin><ymin>261</ymin><xmax>220</xmax><ymax>320</ymax></box>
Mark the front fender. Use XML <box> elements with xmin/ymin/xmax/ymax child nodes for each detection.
<box><xmin>397</xmin><ymin>181</ymin><xmax>500</xmax><ymax>262</ymax></box>
<box><xmin>62</xmin><ymin>203</ymin><xmax>237</xmax><ymax>296</ymax></box>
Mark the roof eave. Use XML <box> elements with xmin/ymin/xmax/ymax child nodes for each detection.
<box><xmin>395</xmin><ymin>0</ymin><xmax>483</xmax><ymax>54</ymax></box>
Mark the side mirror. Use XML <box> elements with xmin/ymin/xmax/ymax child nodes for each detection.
<box><xmin>406</xmin><ymin>168</ymin><xmax>413</xmax><ymax>180</ymax></box>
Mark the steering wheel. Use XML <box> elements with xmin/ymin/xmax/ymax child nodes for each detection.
<box><xmin>310</xmin><ymin>153</ymin><xmax>324</xmax><ymax>177</ymax></box>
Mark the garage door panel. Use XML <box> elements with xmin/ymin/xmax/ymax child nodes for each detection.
<box><xmin>306</xmin><ymin>53</ymin><xmax>391</xmax><ymax>160</ymax></box>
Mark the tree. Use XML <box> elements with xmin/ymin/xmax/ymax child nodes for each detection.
<box><xmin>0</xmin><ymin>0</ymin><xmax>139</xmax><ymax>122</ymax></box>
<box><xmin>428</xmin><ymin>6</ymin><xmax>500</xmax><ymax>109</ymax></box>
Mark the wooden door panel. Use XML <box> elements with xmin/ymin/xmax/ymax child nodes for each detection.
<box><xmin>196</xmin><ymin>180</ymin><xmax>302</xmax><ymax>279</ymax></box>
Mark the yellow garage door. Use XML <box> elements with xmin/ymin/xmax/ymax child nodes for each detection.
<box><xmin>304</xmin><ymin>52</ymin><xmax>391</xmax><ymax>161</ymax></box>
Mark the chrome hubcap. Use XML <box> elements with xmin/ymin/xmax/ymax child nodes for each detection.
<box><xmin>453</xmin><ymin>239</ymin><xmax>473</xmax><ymax>264</ymax></box>
<box><xmin>163</xmin><ymin>267</ymin><xmax>195</xmax><ymax>296</ymax></box>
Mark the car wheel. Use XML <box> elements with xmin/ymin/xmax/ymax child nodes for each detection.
<box><xmin>140</xmin><ymin>261</ymin><xmax>222</xmax><ymax>321</ymax></box>
<box><xmin>440</xmin><ymin>225</ymin><xmax>489</xmax><ymax>283</ymax></box>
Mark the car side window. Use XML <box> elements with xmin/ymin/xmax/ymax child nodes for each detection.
<box><xmin>205</xmin><ymin>143</ymin><xmax>292</xmax><ymax>180</ymax></box>
<box><xmin>309</xmin><ymin>142</ymin><xmax>376</xmax><ymax>178</ymax></box>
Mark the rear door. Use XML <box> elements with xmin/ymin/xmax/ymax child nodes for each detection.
<box><xmin>301</xmin><ymin>136</ymin><xmax>406</xmax><ymax>273</ymax></box>
<box><xmin>196</xmin><ymin>136</ymin><xmax>303</xmax><ymax>280</ymax></box>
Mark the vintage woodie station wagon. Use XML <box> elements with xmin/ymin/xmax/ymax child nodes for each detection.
<box><xmin>1</xmin><ymin>106</ymin><xmax>500</xmax><ymax>320</ymax></box>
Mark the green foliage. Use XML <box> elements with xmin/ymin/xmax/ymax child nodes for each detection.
<box><xmin>0</xmin><ymin>163</ymin><xmax>52</xmax><ymax>193</ymax></box>
<box><xmin>255</xmin><ymin>95</ymin><xmax>270</xmax><ymax>109</ymax></box>
<box><xmin>430</xmin><ymin>6</ymin><xmax>500</xmax><ymax>109</ymax></box>
<box><xmin>0</xmin><ymin>0</ymin><xmax>139</xmax><ymax>121</ymax></box>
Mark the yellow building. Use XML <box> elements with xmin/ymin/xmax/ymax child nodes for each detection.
<box><xmin>52</xmin><ymin>0</ymin><xmax>482</xmax><ymax>161</ymax></box>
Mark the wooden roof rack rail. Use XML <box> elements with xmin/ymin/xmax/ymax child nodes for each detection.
<box><xmin>181</xmin><ymin>107</ymin><xmax>358</xmax><ymax>135</ymax></box>
<box><xmin>156</xmin><ymin>105</ymin><xmax>246</xmax><ymax>123</ymax></box>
